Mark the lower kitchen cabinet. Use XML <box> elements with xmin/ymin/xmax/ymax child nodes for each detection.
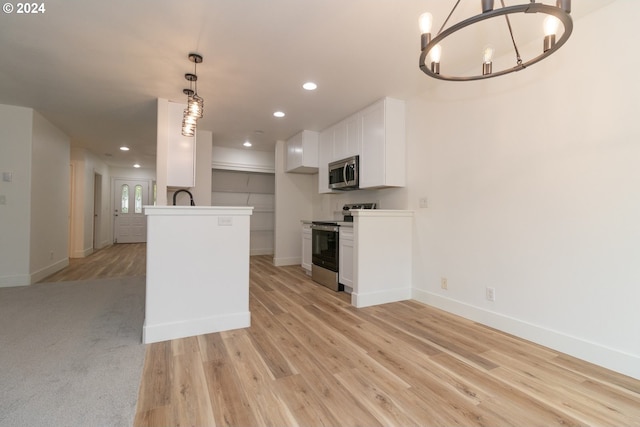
<box><xmin>339</xmin><ymin>226</ymin><xmax>354</xmax><ymax>291</ymax></box>
<box><xmin>301</xmin><ymin>223</ymin><xmax>312</xmax><ymax>273</ymax></box>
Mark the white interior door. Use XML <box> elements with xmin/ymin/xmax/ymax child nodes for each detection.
<box><xmin>113</xmin><ymin>179</ymin><xmax>149</xmax><ymax>243</ymax></box>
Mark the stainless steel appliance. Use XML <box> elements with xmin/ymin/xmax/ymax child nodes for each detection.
<box><xmin>311</xmin><ymin>222</ymin><xmax>341</xmax><ymax>291</ymax></box>
<box><xmin>329</xmin><ymin>155</ymin><xmax>359</xmax><ymax>190</ymax></box>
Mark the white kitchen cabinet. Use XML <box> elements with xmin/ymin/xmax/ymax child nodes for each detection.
<box><xmin>286</xmin><ymin>130</ymin><xmax>319</xmax><ymax>173</ymax></box>
<box><xmin>351</xmin><ymin>210</ymin><xmax>413</xmax><ymax>308</ymax></box>
<box><xmin>318</xmin><ymin>128</ymin><xmax>333</xmax><ymax>194</ymax></box>
<box><xmin>339</xmin><ymin>226</ymin><xmax>354</xmax><ymax>291</ymax></box>
<box><xmin>359</xmin><ymin>97</ymin><xmax>406</xmax><ymax>189</ymax></box>
<box><xmin>301</xmin><ymin>223</ymin><xmax>312</xmax><ymax>273</ymax></box>
<box><xmin>166</xmin><ymin>101</ymin><xmax>196</xmax><ymax>187</ymax></box>
<box><xmin>343</xmin><ymin>113</ymin><xmax>361</xmax><ymax>158</ymax></box>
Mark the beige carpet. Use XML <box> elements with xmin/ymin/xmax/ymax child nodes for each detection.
<box><xmin>0</xmin><ymin>276</ymin><xmax>146</xmax><ymax>426</ymax></box>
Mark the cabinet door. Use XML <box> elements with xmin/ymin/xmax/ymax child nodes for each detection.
<box><xmin>344</xmin><ymin>113</ymin><xmax>361</xmax><ymax>157</ymax></box>
<box><xmin>167</xmin><ymin>101</ymin><xmax>196</xmax><ymax>187</ymax></box>
<box><xmin>318</xmin><ymin>128</ymin><xmax>333</xmax><ymax>193</ymax></box>
<box><xmin>302</xmin><ymin>224</ymin><xmax>312</xmax><ymax>271</ymax></box>
<box><xmin>360</xmin><ymin>100</ymin><xmax>385</xmax><ymax>188</ymax></box>
<box><xmin>286</xmin><ymin>132</ymin><xmax>303</xmax><ymax>172</ymax></box>
<box><xmin>339</xmin><ymin>228</ymin><xmax>354</xmax><ymax>288</ymax></box>
<box><xmin>332</xmin><ymin>121</ymin><xmax>347</xmax><ymax>161</ymax></box>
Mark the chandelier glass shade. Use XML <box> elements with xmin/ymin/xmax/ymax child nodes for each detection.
<box><xmin>419</xmin><ymin>0</ymin><xmax>572</xmax><ymax>81</ymax></box>
<box><xmin>181</xmin><ymin>53</ymin><xmax>204</xmax><ymax>137</ymax></box>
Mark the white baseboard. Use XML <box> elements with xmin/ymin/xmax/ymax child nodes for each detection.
<box><xmin>143</xmin><ymin>311</ymin><xmax>251</xmax><ymax>344</ymax></box>
<box><xmin>351</xmin><ymin>287</ymin><xmax>412</xmax><ymax>308</ymax></box>
<box><xmin>72</xmin><ymin>247</ymin><xmax>94</xmax><ymax>258</ymax></box>
<box><xmin>0</xmin><ymin>274</ymin><xmax>31</xmax><ymax>287</ymax></box>
<box><xmin>412</xmin><ymin>289</ymin><xmax>640</xmax><ymax>380</ymax></box>
<box><xmin>250</xmin><ymin>248</ymin><xmax>273</xmax><ymax>256</ymax></box>
<box><xmin>273</xmin><ymin>256</ymin><xmax>301</xmax><ymax>267</ymax></box>
<box><xmin>30</xmin><ymin>258</ymin><xmax>69</xmax><ymax>284</ymax></box>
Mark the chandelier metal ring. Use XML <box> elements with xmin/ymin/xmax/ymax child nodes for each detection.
<box><xmin>419</xmin><ymin>3</ymin><xmax>573</xmax><ymax>81</ymax></box>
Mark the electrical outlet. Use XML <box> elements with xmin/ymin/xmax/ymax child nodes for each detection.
<box><xmin>419</xmin><ymin>197</ymin><xmax>428</xmax><ymax>208</ymax></box>
<box><xmin>49</xmin><ymin>251</ymin><xmax>54</xmax><ymax>260</ymax></box>
<box><xmin>486</xmin><ymin>287</ymin><xmax>496</xmax><ymax>302</ymax></box>
<box><xmin>440</xmin><ymin>277</ymin><xmax>448</xmax><ymax>290</ymax></box>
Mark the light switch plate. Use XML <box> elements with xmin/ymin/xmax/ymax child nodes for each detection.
<box><xmin>2</xmin><ymin>172</ymin><xmax>12</xmax><ymax>182</ymax></box>
<box><xmin>0</xmin><ymin>195</ymin><xmax>6</xmax><ymax>205</ymax></box>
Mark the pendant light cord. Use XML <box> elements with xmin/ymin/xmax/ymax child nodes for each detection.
<box><xmin>501</xmin><ymin>0</ymin><xmax>523</xmax><ymax>65</ymax></box>
<box><xmin>437</xmin><ymin>0</ymin><xmax>461</xmax><ymax>36</ymax></box>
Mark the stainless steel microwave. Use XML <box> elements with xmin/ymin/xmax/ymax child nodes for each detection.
<box><xmin>329</xmin><ymin>155</ymin><xmax>359</xmax><ymax>190</ymax></box>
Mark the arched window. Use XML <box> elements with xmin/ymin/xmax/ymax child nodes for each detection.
<box><xmin>121</xmin><ymin>184</ymin><xmax>129</xmax><ymax>213</ymax></box>
<box><xmin>134</xmin><ymin>185</ymin><xmax>143</xmax><ymax>214</ymax></box>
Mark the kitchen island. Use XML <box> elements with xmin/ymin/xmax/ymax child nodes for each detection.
<box><xmin>143</xmin><ymin>206</ymin><xmax>253</xmax><ymax>344</ymax></box>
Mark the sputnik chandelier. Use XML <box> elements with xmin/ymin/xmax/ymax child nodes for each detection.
<box><xmin>419</xmin><ymin>0</ymin><xmax>573</xmax><ymax>81</ymax></box>
<box><xmin>181</xmin><ymin>53</ymin><xmax>204</xmax><ymax>137</ymax></box>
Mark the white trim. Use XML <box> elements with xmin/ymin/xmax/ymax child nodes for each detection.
<box><xmin>351</xmin><ymin>287</ymin><xmax>412</xmax><ymax>308</ymax></box>
<box><xmin>273</xmin><ymin>256</ymin><xmax>300</xmax><ymax>267</ymax></box>
<box><xmin>211</xmin><ymin>160</ymin><xmax>275</xmax><ymax>174</ymax></box>
<box><xmin>72</xmin><ymin>247</ymin><xmax>94</xmax><ymax>258</ymax></box>
<box><xmin>412</xmin><ymin>289</ymin><xmax>640</xmax><ymax>380</ymax></box>
<box><xmin>0</xmin><ymin>274</ymin><xmax>31</xmax><ymax>287</ymax></box>
<box><xmin>143</xmin><ymin>311</ymin><xmax>251</xmax><ymax>344</ymax></box>
<box><xmin>250</xmin><ymin>248</ymin><xmax>273</xmax><ymax>256</ymax></box>
<box><xmin>30</xmin><ymin>258</ymin><xmax>69</xmax><ymax>284</ymax></box>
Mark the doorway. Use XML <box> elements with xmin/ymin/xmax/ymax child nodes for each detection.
<box><xmin>93</xmin><ymin>172</ymin><xmax>102</xmax><ymax>249</ymax></box>
<box><xmin>113</xmin><ymin>179</ymin><xmax>150</xmax><ymax>243</ymax></box>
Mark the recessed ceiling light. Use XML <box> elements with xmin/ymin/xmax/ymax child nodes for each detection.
<box><xmin>273</xmin><ymin>111</ymin><xmax>285</xmax><ymax>118</ymax></box>
<box><xmin>303</xmin><ymin>82</ymin><xmax>317</xmax><ymax>91</ymax></box>
<box><xmin>133</xmin><ymin>163</ymin><xmax>141</xmax><ymax>168</ymax></box>
<box><xmin>243</xmin><ymin>141</ymin><xmax>252</xmax><ymax>147</ymax></box>
<box><xmin>120</xmin><ymin>146</ymin><xmax>130</xmax><ymax>151</ymax></box>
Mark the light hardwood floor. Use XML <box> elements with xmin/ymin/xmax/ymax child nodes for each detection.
<box><xmin>43</xmin><ymin>245</ymin><xmax>640</xmax><ymax>425</ymax></box>
<box><xmin>133</xmin><ymin>254</ymin><xmax>640</xmax><ymax>427</ymax></box>
<box><xmin>41</xmin><ymin>243</ymin><xmax>146</xmax><ymax>282</ymax></box>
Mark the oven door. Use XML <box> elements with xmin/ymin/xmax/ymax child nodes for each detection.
<box><xmin>311</xmin><ymin>224</ymin><xmax>339</xmax><ymax>272</ymax></box>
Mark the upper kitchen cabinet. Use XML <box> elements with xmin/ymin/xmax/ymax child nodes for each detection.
<box><xmin>318</xmin><ymin>128</ymin><xmax>333</xmax><ymax>193</ymax></box>
<box><xmin>359</xmin><ymin>97</ymin><xmax>405</xmax><ymax>189</ymax></box>
<box><xmin>157</xmin><ymin>99</ymin><xmax>196</xmax><ymax>188</ymax></box>
<box><xmin>286</xmin><ymin>130</ymin><xmax>319</xmax><ymax>173</ymax></box>
<box><xmin>317</xmin><ymin>97</ymin><xmax>405</xmax><ymax>193</ymax></box>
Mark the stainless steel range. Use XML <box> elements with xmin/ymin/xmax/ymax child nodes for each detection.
<box><xmin>310</xmin><ymin>203</ymin><xmax>377</xmax><ymax>291</ymax></box>
<box><xmin>310</xmin><ymin>221</ymin><xmax>340</xmax><ymax>291</ymax></box>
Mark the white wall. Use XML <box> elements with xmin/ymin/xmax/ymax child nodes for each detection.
<box><xmin>273</xmin><ymin>140</ymin><xmax>315</xmax><ymax>266</ymax></box>
<box><xmin>30</xmin><ymin>111</ymin><xmax>70</xmax><ymax>282</ymax></box>
<box><xmin>406</xmin><ymin>1</ymin><xmax>639</xmax><ymax>379</ymax></box>
<box><xmin>70</xmin><ymin>147</ymin><xmax>112</xmax><ymax>257</ymax></box>
<box><xmin>0</xmin><ymin>105</ymin><xmax>33</xmax><ymax>286</ymax></box>
<box><xmin>0</xmin><ymin>105</ymin><xmax>71</xmax><ymax>286</ymax></box>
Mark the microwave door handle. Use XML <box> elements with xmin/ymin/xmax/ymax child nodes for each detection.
<box><xmin>343</xmin><ymin>163</ymin><xmax>348</xmax><ymax>185</ymax></box>
<box><xmin>352</xmin><ymin>163</ymin><xmax>358</xmax><ymax>186</ymax></box>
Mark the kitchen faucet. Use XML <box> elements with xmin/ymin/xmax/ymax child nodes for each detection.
<box><xmin>172</xmin><ymin>189</ymin><xmax>195</xmax><ymax>206</ymax></box>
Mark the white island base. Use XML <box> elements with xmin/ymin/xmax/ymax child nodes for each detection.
<box><xmin>351</xmin><ymin>209</ymin><xmax>414</xmax><ymax>308</ymax></box>
<box><xmin>143</xmin><ymin>206</ymin><xmax>253</xmax><ymax>344</ymax></box>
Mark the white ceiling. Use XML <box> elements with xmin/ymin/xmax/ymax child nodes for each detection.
<box><xmin>0</xmin><ymin>0</ymin><xmax>611</xmax><ymax>168</ymax></box>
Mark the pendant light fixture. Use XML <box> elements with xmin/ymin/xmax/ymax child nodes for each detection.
<box><xmin>418</xmin><ymin>0</ymin><xmax>572</xmax><ymax>81</ymax></box>
<box><xmin>181</xmin><ymin>53</ymin><xmax>204</xmax><ymax>137</ymax></box>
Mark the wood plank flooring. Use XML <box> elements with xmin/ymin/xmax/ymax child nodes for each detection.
<box><xmin>40</xmin><ymin>243</ymin><xmax>146</xmax><ymax>282</ymax></box>
<box><xmin>134</xmin><ymin>255</ymin><xmax>640</xmax><ymax>426</ymax></box>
